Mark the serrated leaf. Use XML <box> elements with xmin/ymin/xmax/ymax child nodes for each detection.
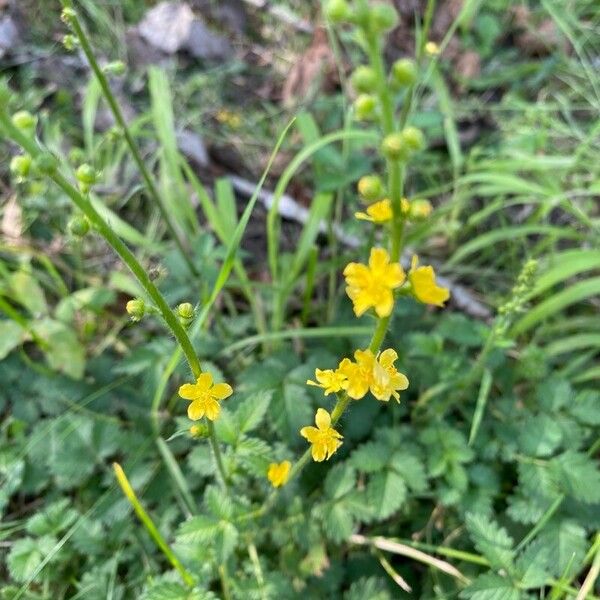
<box><xmin>321</xmin><ymin>501</ymin><xmax>355</xmax><ymax>543</ymax></box>
<box><xmin>350</xmin><ymin>442</ymin><xmax>387</xmax><ymax>473</ymax></box>
<box><xmin>534</xmin><ymin>519</ymin><xmax>587</xmax><ymax>578</ymax></box>
<box><xmin>7</xmin><ymin>536</ymin><xmax>55</xmax><ymax>583</ymax></box>
<box><xmin>142</xmin><ymin>582</ymin><xmax>210</xmax><ymax>600</ymax></box>
<box><xmin>549</xmin><ymin>451</ymin><xmax>600</xmax><ymax>503</ymax></box>
<box><xmin>215</xmin><ymin>521</ymin><xmax>238</xmax><ymax>563</ymax></box>
<box><xmin>26</xmin><ymin>499</ymin><xmax>77</xmax><ymax>536</ymax></box>
<box><xmin>569</xmin><ymin>390</ymin><xmax>600</xmax><ymax>425</ymax></box>
<box><xmin>390</xmin><ymin>452</ymin><xmax>428</xmax><ymax>492</ymax></box>
<box><xmin>324</xmin><ymin>463</ymin><xmax>356</xmax><ymax>500</ymax></box>
<box><xmin>33</xmin><ymin>318</ymin><xmax>85</xmax><ymax>379</ymax></box>
<box><xmin>177</xmin><ymin>516</ymin><xmax>220</xmax><ymax>544</ymax></box>
<box><xmin>235</xmin><ymin>391</ymin><xmax>272</xmax><ymax>434</ymax></box>
<box><xmin>205</xmin><ymin>486</ymin><xmax>233</xmax><ymax>520</ymax></box>
<box><xmin>518</xmin><ymin>414</ymin><xmax>562</xmax><ymax>457</ymax></box>
<box><xmin>459</xmin><ymin>573</ymin><xmax>520</xmax><ymax>600</ymax></box>
<box><xmin>515</xmin><ymin>543</ymin><xmax>551</xmax><ymax>589</ymax></box>
<box><xmin>466</xmin><ymin>513</ymin><xmax>514</xmax><ymax>570</ymax></box>
<box><xmin>213</xmin><ymin>408</ymin><xmax>238</xmax><ymax>444</ymax></box>
<box><xmin>0</xmin><ymin>321</ymin><xmax>25</xmax><ymax>360</ymax></box>
<box><xmin>9</xmin><ymin>270</ymin><xmax>47</xmax><ymax>316</ymax></box>
<box><xmin>344</xmin><ymin>576</ymin><xmax>391</xmax><ymax>600</ymax></box>
<box><xmin>367</xmin><ymin>470</ymin><xmax>406</xmax><ymax>520</ymax></box>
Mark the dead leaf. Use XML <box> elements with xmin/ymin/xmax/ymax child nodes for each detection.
<box><xmin>281</xmin><ymin>27</ymin><xmax>337</xmax><ymax>108</ymax></box>
<box><xmin>2</xmin><ymin>195</ymin><xmax>23</xmax><ymax>244</ymax></box>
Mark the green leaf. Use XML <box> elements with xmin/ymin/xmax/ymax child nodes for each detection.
<box><xmin>466</xmin><ymin>513</ymin><xmax>514</xmax><ymax>570</ymax></box>
<box><xmin>518</xmin><ymin>414</ymin><xmax>563</xmax><ymax>457</ymax></box>
<box><xmin>531</xmin><ymin>519</ymin><xmax>587</xmax><ymax>578</ymax></box>
<box><xmin>321</xmin><ymin>501</ymin><xmax>354</xmax><ymax>543</ymax></box>
<box><xmin>389</xmin><ymin>451</ymin><xmax>428</xmax><ymax>492</ymax></box>
<box><xmin>176</xmin><ymin>516</ymin><xmax>220</xmax><ymax>544</ymax></box>
<box><xmin>324</xmin><ymin>464</ymin><xmax>356</xmax><ymax>500</ymax></box>
<box><xmin>344</xmin><ymin>577</ymin><xmax>391</xmax><ymax>600</ymax></box>
<box><xmin>459</xmin><ymin>573</ymin><xmax>520</xmax><ymax>600</ymax></box>
<box><xmin>351</xmin><ymin>442</ymin><xmax>387</xmax><ymax>473</ymax></box>
<box><xmin>7</xmin><ymin>536</ymin><xmax>55</xmax><ymax>583</ymax></box>
<box><xmin>367</xmin><ymin>470</ymin><xmax>407</xmax><ymax>520</ymax></box>
<box><xmin>33</xmin><ymin>318</ymin><xmax>85</xmax><ymax>379</ymax></box>
<box><xmin>569</xmin><ymin>390</ymin><xmax>600</xmax><ymax>425</ymax></box>
<box><xmin>0</xmin><ymin>321</ymin><xmax>25</xmax><ymax>360</ymax></box>
<box><xmin>9</xmin><ymin>270</ymin><xmax>47</xmax><ymax>316</ymax></box>
<box><xmin>142</xmin><ymin>582</ymin><xmax>211</xmax><ymax>600</ymax></box>
<box><xmin>549</xmin><ymin>451</ymin><xmax>600</xmax><ymax>503</ymax></box>
<box><xmin>235</xmin><ymin>391</ymin><xmax>272</xmax><ymax>434</ymax></box>
<box><xmin>26</xmin><ymin>499</ymin><xmax>77</xmax><ymax>536</ymax></box>
<box><xmin>515</xmin><ymin>543</ymin><xmax>551</xmax><ymax>589</ymax></box>
<box><xmin>215</xmin><ymin>521</ymin><xmax>239</xmax><ymax>563</ymax></box>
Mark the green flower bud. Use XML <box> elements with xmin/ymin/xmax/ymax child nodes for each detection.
<box><xmin>401</xmin><ymin>126</ymin><xmax>425</xmax><ymax>152</ymax></box>
<box><xmin>370</xmin><ymin>3</ymin><xmax>399</xmax><ymax>32</ymax></box>
<box><xmin>190</xmin><ymin>424</ymin><xmax>209</xmax><ymax>438</ymax></box>
<box><xmin>351</xmin><ymin>4</ymin><xmax>371</xmax><ymax>28</ymax></box>
<box><xmin>126</xmin><ymin>298</ymin><xmax>145</xmax><ymax>321</ymax></box>
<box><xmin>62</xmin><ymin>34</ymin><xmax>78</xmax><ymax>51</ymax></box>
<box><xmin>357</xmin><ymin>175</ymin><xmax>384</xmax><ymax>202</ymax></box>
<box><xmin>12</xmin><ymin>110</ymin><xmax>37</xmax><ymax>132</ymax></box>
<box><xmin>68</xmin><ymin>215</ymin><xmax>90</xmax><ymax>237</ymax></box>
<box><xmin>351</xmin><ymin>66</ymin><xmax>378</xmax><ymax>93</ymax></box>
<box><xmin>68</xmin><ymin>147</ymin><xmax>85</xmax><ymax>166</ymax></box>
<box><xmin>409</xmin><ymin>199</ymin><xmax>432</xmax><ymax>220</ymax></box>
<box><xmin>380</xmin><ymin>133</ymin><xmax>407</xmax><ymax>161</ymax></box>
<box><xmin>354</xmin><ymin>94</ymin><xmax>377</xmax><ymax>121</ymax></box>
<box><xmin>324</xmin><ymin>0</ymin><xmax>350</xmax><ymax>23</ymax></box>
<box><xmin>34</xmin><ymin>153</ymin><xmax>58</xmax><ymax>175</ymax></box>
<box><xmin>103</xmin><ymin>61</ymin><xmax>126</xmax><ymax>76</ymax></box>
<box><xmin>392</xmin><ymin>58</ymin><xmax>417</xmax><ymax>87</ymax></box>
<box><xmin>177</xmin><ymin>302</ymin><xmax>195</xmax><ymax>327</ymax></box>
<box><xmin>76</xmin><ymin>163</ymin><xmax>97</xmax><ymax>193</ymax></box>
<box><xmin>61</xmin><ymin>7</ymin><xmax>76</xmax><ymax>25</ymax></box>
<box><xmin>10</xmin><ymin>154</ymin><xmax>32</xmax><ymax>178</ymax></box>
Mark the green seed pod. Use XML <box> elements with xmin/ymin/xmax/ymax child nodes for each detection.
<box><xmin>10</xmin><ymin>154</ymin><xmax>32</xmax><ymax>178</ymax></box>
<box><xmin>34</xmin><ymin>153</ymin><xmax>58</xmax><ymax>175</ymax></box>
<box><xmin>370</xmin><ymin>3</ymin><xmax>399</xmax><ymax>32</ymax></box>
<box><xmin>103</xmin><ymin>61</ymin><xmax>126</xmax><ymax>76</ymax></box>
<box><xmin>401</xmin><ymin>126</ymin><xmax>425</xmax><ymax>152</ymax></box>
<box><xmin>392</xmin><ymin>58</ymin><xmax>417</xmax><ymax>87</ymax></box>
<box><xmin>354</xmin><ymin>94</ymin><xmax>377</xmax><ymax>121</ymax></box>
<box><xmin>177</xmin><ymin>302</ymin><xmax>195</xmax><ymax>327</ymax></box>
<box><xmin>68</xmin><ymin>215</ymin><xmax>90</xmax><ymax>237</ymax></box>
<box><xmin>380</xmin><ymin>133</ymin><xmax>407</xmax><ymax>161</ymax></box>
<box><xmin>324</xmin><ymin>0</ymin><xmax>350</xmax><ymax>23</ymax></box>
<box><xmin>11</xmin><ymin>110</ymin><xmax>37</xmax><ymax>132</ymax></box>
<box><xmin>126</xmin><ymin>298</ymin><xmax>145</xmax><ymax>322</ymax></box>
<box><xmin>357</xmin><ymin>175</ymin><xmax>384</xmax><ymax>202</ymax></box>
<box><xmin>351</xmin><ymin>66</ymin><xmax>378</xmax><ymax>93</ymax></box>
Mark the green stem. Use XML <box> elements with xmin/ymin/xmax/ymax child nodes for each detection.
<box><xmin>207</xmin><ymin>420</ymin><xmax>229</xmax><ymax>490</ymax></box>
<box><xmin>60</xmin><ymin>0</ymin><xmax>198</xmax><ymax>277</ymax></box>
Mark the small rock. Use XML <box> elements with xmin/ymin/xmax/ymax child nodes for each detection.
<box><xmin>177</xmin><ymin>129</ymin><xmax>209</xmax><ymax>168</ymax></box>
<box><xmin>0</xmin><ymin>15</ymin><xmax>19</xmax><ymax>59</ymax></box>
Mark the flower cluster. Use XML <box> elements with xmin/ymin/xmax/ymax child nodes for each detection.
<box><xmin>308</xmin><ymin>348</ymin><xmax>408</xmax><ymax>402</ymax></box>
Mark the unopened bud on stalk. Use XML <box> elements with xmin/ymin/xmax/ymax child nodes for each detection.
<box><xmin>401</xmin><ymin>126</ymin><xmax>425</xmax><ymax>152</ymax></box>
<box><xmin>425</xmin><ymin>41</ymin><xmax>440</xmax><ymax>56</ymax></box>
<box><xmin>370</xmin><ymin>3</ymin><xmax>398</xmax><ymax>32</ymax></box>
<box><xmin>76</xmin><ymin>163</ymin><xmax>97</xmax><ymax>193</ymax></box>
<box><xmin>68</xmin><ymin>215</ymin><xmax>90</xmax><ymax>237</ymax></box>
<box><xmin>12</xmin><ymin>110</ymin><xmax>37</xmax><ymax>132</ymax></box>
<box><xmin>324</xmin><ymin>0</ymin><xmax>350</xmax><ymax>23</ymax></box>
<box><xmin>10</xmin><ymin>155</ymin><xmax>32</xmax><ymax>178</ymax></box>
<box><xmin>354</xmin><ymin>94</ymin><xmax>377</xmax><ymax>121</ymax></box>
<box><xmin>103</xmin><ymin>61</ymin><xmax>126</xmax><ymax>76</ymax></box>
<box><xmin>357</xmin><ymin>175</ymin><xmax>384</xmax><ymax>202</ymax></box>
<box><xmin>190</xmin><ymin>424</ymin><xmax>209</xmax><ymax>438</ymax></box>
<box><xmin>177</xmin><ymin>302</ymin><xmax>195</xmax><ymax>327</ymax></box>
<box><xmin>409</xmin><ymin>199</ymin><xmax>432</xmax><ymax>219</ymax></box>
<box><xmin>392</xmin><ymin>58</ymin><xmax>417</xmax><ymax>87</ymax></box>
<box><xmin>126</xmin><ymin>298</ymin><xmax>145</xmax><ymax>321</ymax></box>
<box><xmin>351</xmin><ymin>66</ymin><xmax>378</xmax><ymax>93</ymax></box>
<box><xmin>381</xmin><ymin>133</ymin><xmax>406</xmax><ymax>161</ymax></box>
<box><xmin>61</xmin><ymin>7</ymin><xmax>76</xmax><ymax>25</ymax></box>
<box><xmin>62</xmin><ymin>34</ymin><xmax>78</xmax><ymax>51</ymax></box>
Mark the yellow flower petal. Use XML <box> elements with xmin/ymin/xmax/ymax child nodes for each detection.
<box><xmin>178</xmin><ymin>383</ymin><xmax>199</xmax><ymax>400</ymax></box>
<box><xmin>211</xmin><ymin>383</ymin><xmax>233</xmax><ymax>400</ymax></box>
<box><xmin>195</xmin><ymin>372</ymin><xmax>213</xmax><ymax>391</ymax></box>
<box><xmin>188</xmin><ymin>399</ymin><xmax>206</xmax><ymax>421</ymax></box>
<box><xmin>315</xmin><ymin>408</ymin><xmax>331</xmax><ymax>430</ymax></box>
<box><xmin>267</xmin><ymin>461</ymin><xmax>292</xmax><ymax>487</ymax></box>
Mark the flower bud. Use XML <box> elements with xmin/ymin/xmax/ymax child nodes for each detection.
<box><xmin>62</xmin><ymin>34</ymin><xmax>78</xmax><ymax>51</ymax></box>
<box><xmin>324</xmin><ymin>0</ymin><xmax>350</xmax><ymax>23</ymax></box>
<box><xmin>68</xmin><ymin>215</ymin><xmax>90</xmax><ymax>237</ymax></box>
<box><xmin>12</xmin><ymin>110</ymin><xmax>37</xmax><ymax>132</ymax></box>
<box><xmin>190</xmin><ymin>424</ymin><xmax>209</xmax><ymax>438</ymax></box>
<box><xmin>354</xmin><ymin>94</ymin><xmax>377</xmax><ymax>121</ymax></box>
<box><xmin>126</xmin><ymin>298</ymin><xmax>145</xmax><ymax>321</ymax></box>
<box><xmin>401</xmin><ymin>126</ymin><xmax>425</xmax><ymax>152</ymax></box>
<box><xmin>392</xmin><ymin>58</ymin><xmax>417</xmax><ymax>87</ymax></box>
<box><xmin>10</xmin><ymin>154</ymin><xmax>32</xmax><ymax>178</ymax></box>
<box><xmin>351</xmin><ymin>66</ymin><xmax>378</xmax><ymax>93</ymax></box>
<box><xmin>425</xmin><ymin>41</ymin><xmax>440</xmax><ymax>56</ymax></box>
<box><xmin>34</xmin><ymin>153</ymin><xmax>58</xmax><ymax>175</ymax></box>
<box><xmin>409</xmin><ymin>199</ymin><xmax>432</xmax><ymax>220</ymax></box>
<box><xmin>380</xmin><ymin>132</ymin><xmax>407</xmax><ymax>161</ymax></box>
<box><xmin>76</xmin><ymin>163</ymin><xmax>97</xmax><ymax>193</ymax></box>
<box><xmin>370</xmin><ymin>3</ymin><xmax>399</xmax><ymax>32</ymax></box>
<box><xmin>61</xmin><ymin>7</ymin><xmax>76</xmax><ymax>25</ymax></box>
<box><xmin>177</xmin><ymin>302</ymin><xmax>195</xmax><ymax>327</ymax></box>
<box><xmin>357</xmin><ymin>175</ymin><xmax>384</xmax><ymax>202</ymax></box>
<box><xmin>103</xmin><ymin>61</ymin><xmax>126</xmax><ymax>76</ymax></box>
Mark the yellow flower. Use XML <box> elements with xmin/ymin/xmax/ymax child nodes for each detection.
<box><xmin>410</xmin><ymin>199</ymin><xmax>432</xmax><ymax>219</ymax></box>
<box><xmin>337</xmin><ymin>349</ymin><xmax>375</xmax><ymax>399</ymax></box>
<box><xmin>355</xmin><ymin>199</ymin><xmax>393</xmax><ymax>224</ymax></box>
<box><xmin>425</xmin><ymin>41</ymin><xmax>440</xmax><ymax>56</ymax></box>
<box><xmin>401</xmin><ymin>198</ymin><xmax>411</xmax><ymax>215</ymax></box>
<box><xmin>370</xmin><ymin>349</ymin><xmax>409</xmax><ymax>402</ymax></box>
<box><xmin>307</xmin><ymin>368</ymin><xmax>347</xmax><ymax>395</ymax></box>
<box><xmin>178</xmin><ymin>373</ymin><xmax>233</xmax><ymax>421</ymax></box>
<box><xmin>267</xmin><ymin>460</ymin><xmax>292</xmax><ymax>487</ymax></box>
<box><xmin>408</xmin><ymin>255</ymin><xmax>450</xmax><ymax>307</ymax></box>
<box><xmin>344</xmin><ymin>247</ymin><xmax>406</xmax><ymax>317</ymax></box>
<box><xmin>300</xmin><ymin>408</ymin><xmax>343</xmax><ymax>462</ymax></box>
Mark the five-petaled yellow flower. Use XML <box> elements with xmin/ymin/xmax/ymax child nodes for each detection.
<box><xmin>267</xmin><ymin>461</ymin><xmax>292</xmax><ymax>487</ymax></box>
<box><xmin>371</xmin><ymin>349</ymin><xmax>409</xmax><ymax>401</ymax></box>
<box><xmin>344</xmin><ymin>247</ymin><xmax>405</xmax><ymax>317</ymax></box>
<box><xmin>408</xmin><ymin>255</ymin><xmax>450</xmax><ymax>307</ymax></box>
<box><xmin>300</xmin><ymin>408</ymin><xmax>343</xmax><ymax>462</ymax></box>
<box><xmin>337</xmin><ymin>349</ymin><xmax>375</xmax><ymax>399</ymax></box>
<box><xmin>307</xmin><ymin>369</ymin><xmax>346</xmax><ymax>395</ymax></box>
<box><xmin>355</xmin><ymin>199</ymin><xmax>393</xmax><ymax>224</ymax></box>
<box><xmin>178</xmin><ymin>373</ymin><xmax>233</xmax><ymax>421</ymax></box>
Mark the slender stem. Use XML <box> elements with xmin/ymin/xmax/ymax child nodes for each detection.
<box><xmin>207</xmin><ymin>420</ymin><xmax>229</xmax><ymax>490</ymax></box>
<box><xmin>218</xmin><ymin>565</ymin><xmax>232</xmax><ymax>600</ymax></box>
<box><xmin>113</xmin><ymin>463</ymin><xmax>195</xmax><ymax>586</ymax></box>
<box><xmin>60</xmin><ymin>0</ymin><xmax>198</xmax><ymax>277</ymax></box>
